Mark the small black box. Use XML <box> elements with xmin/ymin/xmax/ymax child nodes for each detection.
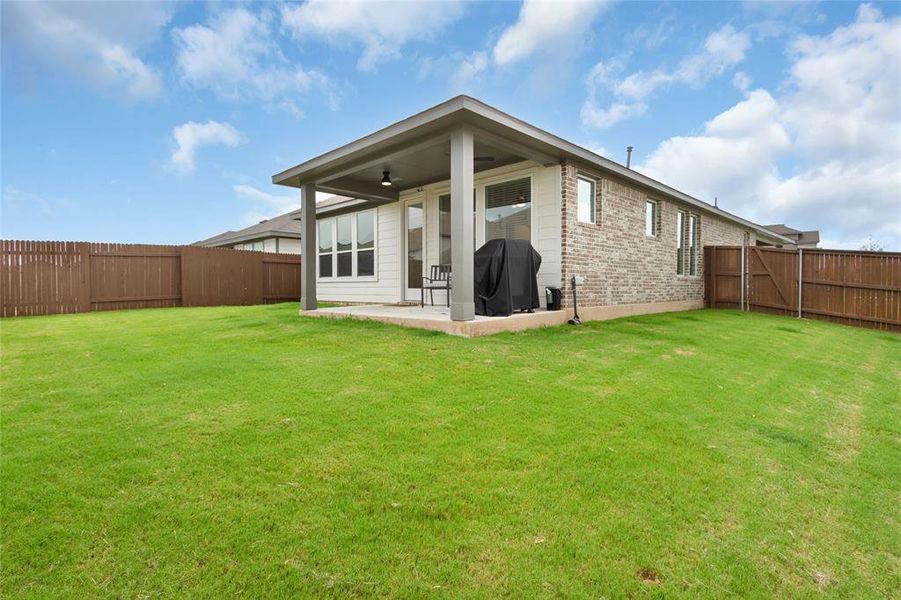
<box><xmin>545</xmin><ymin>287</ymin><xmax>562</xmax><ymax>311</ymax></box>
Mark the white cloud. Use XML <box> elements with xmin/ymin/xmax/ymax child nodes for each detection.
<box><xmin>2</xmin><ymin>187</ymin><xmax>74</xmax><ymax>219</ymax></box>
<box><xmin>1</xmin><ymin>1</ymin><xmax>167</xmax><ymax>100</ymax></box>
<box><xmin>451</xmin><ymin>51</ymin><xmax>488</xmax><ymax>93</ymax></box>
<box><xmin>282</xmin><ymin>0</ymin><xmax>465</xmax><ymax>71</ymax></box>
<box><xmin>582</xmin><ymin>101</ymin><xmax>649</xmax><ymax>129</ymax></box>
<box><xmin>493</xmin><ymin>0</ymin><xmax>608</xmax><ymax>66</ymax></box>
<box><xmin>173</xmin><ymin>8</ymin><xmax>336</xmax><ymax>112</ymax></box>
<box><xmin>628</xmin><ymin>17</ymin><xmax>677</xmax><ymax>50</ymax></box>
<box><xmin>234</xmin><ymin>186</ymin><xmax>336</xmax><ymax>224</ymax></box>
<box><xmin>582</xmin><ymin>25</ymin><xmax>751</xmax><ymax>128</ymax></box>
<box><xmin>170</xmin><ymin>121</ymin><xmax>244</xmax><ymax>173</ymax></box>
<box><xmin>233</xmin><ymin>184</ymin><xmax>299</xmax><ymax>214</ymax></box>
<box><xmin>640</xmin><ymin>90</ymin><xmax>791</xmax><ymax>204</ymax></box>
<box><xmin>638</xmin><ymin>5</ymin><xmax>901</xmax><ymax>249</ymax></box>
<box><xmin>732</xmin><ymin>71</ymin><xmax>752</xmax><ymax>91</ymax></box>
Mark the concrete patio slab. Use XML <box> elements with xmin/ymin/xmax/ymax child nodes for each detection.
<box><xmin>301</xmin><ymin>299</ymin><xmax>703</xmax><ymax>337</ymax></box>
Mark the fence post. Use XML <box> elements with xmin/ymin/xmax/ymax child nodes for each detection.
<box><xmin>179</xmin><ymin>246</ymin><xmax>187</xmax><ymax>307</ymax></box>
<box><xmin>79</xmin><ymin>242</ymin><xmax>92</xmax><ymax>313</ymax></box>
<box><xmin>740</xmin><ymin>244</ymin><xmax>745</xmax><ymax>312</ymax></box>
<box><xmin>797</xmin><ymin>248</ymin><xmax>803</xmax><ymax>319</ymax></box>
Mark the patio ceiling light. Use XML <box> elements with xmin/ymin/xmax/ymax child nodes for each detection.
<box><xmin>381</xmin><ymin>170</ymin><xmax>392</xmax><ymax>186</ymax></box>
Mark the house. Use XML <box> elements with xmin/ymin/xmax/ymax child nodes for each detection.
<box><xmin>196</xmin><ymin>209</ymin><xmax>303</xmax><ymax>253</ymax></box>
<box><xmin>272</xmin><ymin>95</ymin><xmax>795</xmax><ymax>323</ymax></box>
<box><xmin>763</xmin><ymin>224</ymin><xmax>820</xmax><ymax>248</ymax></box>
<box><xmin>196</xmin><ymin>196</ymin><xmax>352</xmax><ymax>254</ymax></box>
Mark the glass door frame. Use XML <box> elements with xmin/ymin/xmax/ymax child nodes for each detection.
<box><xmin>403</xmin><ymin>195</ymin><xmax>426</xmax><ymax>302</ymax></box>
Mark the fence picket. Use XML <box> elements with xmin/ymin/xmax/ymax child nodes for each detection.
<box><xmin>1</xmin><ymin>240</ymin><xmax>300</xmax><ymax>317</ymax></box>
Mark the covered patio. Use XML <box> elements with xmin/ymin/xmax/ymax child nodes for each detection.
<box><xmin>272</xmin><ymin>96</ymin><xmax>601</xmax><ymax>322</ymax></box>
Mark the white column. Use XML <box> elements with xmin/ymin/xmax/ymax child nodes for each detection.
<box><xmin>450</xmin><ymin>127</ymin><xmax>475</xmax><ymax>321</ymax></box>
<box><xmin>300</xmin><ymin>182</ymin><xmax>317</xmax><ymax>311</ymax></box>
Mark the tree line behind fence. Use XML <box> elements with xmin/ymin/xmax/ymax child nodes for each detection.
<box><xmin>1</xmin><ymin>240</ymin><xmax>301</xmax><ymax>317</ymax></box>
<box><xmin>705</xmin><ymin>245</ymin><xmax>901</xmax><ymax>332</ymax></box>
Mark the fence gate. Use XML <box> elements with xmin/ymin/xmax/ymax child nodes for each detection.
<box><xmin>705</xmin><ymin>246</ymin><xmax>901</xmax><ymax>332</ymax></box>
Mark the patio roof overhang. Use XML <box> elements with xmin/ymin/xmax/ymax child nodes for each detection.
<box><xmin>272</xmin><ymin>95</ymin><xmax>792</xmax><ymax>246</ymax></box>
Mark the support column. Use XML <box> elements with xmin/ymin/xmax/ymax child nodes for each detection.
<box><xmin>300</xmin><ymin>182</ymin><xmax>317</xmax><ymax>311</ymax></box>
<box><xmin>450</xmin><ymin>127</ymin><xmax>475</xmax><ymax>321</ymax></box>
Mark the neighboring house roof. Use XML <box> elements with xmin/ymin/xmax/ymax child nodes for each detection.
<box><xmin>272</xmin><ymin>95</ymin><xmax>796</xmax><ymax>246</ymax></box>
<box><xmin>197</xmin><ymin>209</ymin><xmax>302</xmax><ymax>247</ymax></box>
<box><xmin>286</xmin><ymin>194</ymin><xmax>359</xmax><ymax>220</ymax></box>
<box><xmin>197</xmin><ymin>195</ymin><xmax>355</xmax><ymax>246</ymax></box>
<box><xmin>764</xmin><ymin>224</ymin><xmax>820</xmax><ymax>246</ymax></box>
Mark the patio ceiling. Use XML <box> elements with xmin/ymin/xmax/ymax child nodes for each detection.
<box><xmin>304</xmin><ymin>135</ymin><xmax>530</xmax><ymax>204</ymax></box>
<box><xmin>343</xmin><ymin>139</ymin><xmax>522</xmax><ymax>192</ymax></box>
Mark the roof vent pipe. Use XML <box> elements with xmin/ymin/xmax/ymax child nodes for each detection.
<box><xmin>626</xmin><ymin>146</ymin><xmax>633</xmax><ymax>169</ymax></box>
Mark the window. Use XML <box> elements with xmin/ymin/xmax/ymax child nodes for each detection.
<box><xmin>318</xmin><ymin>220</ymin><xmax>333</xmax><ymax>278</ymax></box>
<box><xmin>689</xmin><ymin>214</ymin><xmax>700</xmax><ymax>275</ymax></box>
<box><xmin>677</xmin><ymin>211</ymin><xmax>686</xmax><ymax>275</ymax></box>
<box><xmin>645</xmin><ymin>200</ymin><xmax>658</xmax><ymax>236</ymax></box>
<box><xmin>336</xmin><ymin>215</ymin><xmax>353</xmax><ymax>277</ymax></box>
<box><xmin>357</xmin><ymin>211</ymin><xmax>374</xmax><ymax>277</ymax></box>
<box><xmin>485</xmin><ymin>177</ymin><xmax>531</xmax><ymax>242</ymax></box>
<box><xmin>577</xmin><ymin>176</ymin><xmax>596</xmax><ymax>224</ymax></box>
<box><xmin>317</xmin><ymin>210</ymin><xmax>377</xmax><ymax>279</ymax></box>
<box><xmin>239</xmin><ymin>241</ymin><xmax>264</xmax><ymax>251</ymax></box>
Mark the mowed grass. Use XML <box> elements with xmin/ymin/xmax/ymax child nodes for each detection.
<box><xmin>1</xmin><ymin>304</ymin><xmax>898</xmax><ymax>598</ymax></box>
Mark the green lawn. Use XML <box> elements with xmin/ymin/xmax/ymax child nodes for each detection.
<box><xmin>2</xmin><ymin>305</ymin><xmax>898</xmax><ymax>598</ymax></box>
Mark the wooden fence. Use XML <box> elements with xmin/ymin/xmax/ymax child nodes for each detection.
<box><xmin>0</xmin><ymin>240</ymin><xmax>301</xmax><ymax>317</ymax></box>
<box><xmin>705</xmin><ymin>245</ymin><xmax>901</xmax><ymax>331</ymax></box>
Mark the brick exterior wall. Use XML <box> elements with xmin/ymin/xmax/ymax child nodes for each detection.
<box><xmin>559</xmin><ymin>160</ymin><xmax>752</xmax><ymax>308</ymax></box>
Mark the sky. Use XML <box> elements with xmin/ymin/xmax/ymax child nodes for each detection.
<box><xmin>2</xmin><ymin>0</ymin><xmax>899</xmax><ymax>250</ymax></box>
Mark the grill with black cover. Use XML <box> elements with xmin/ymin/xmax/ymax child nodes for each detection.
<box><xmin>473</xmin><ymin>239</ymin><xmax>542</xmax><ymax>316</ymax></box>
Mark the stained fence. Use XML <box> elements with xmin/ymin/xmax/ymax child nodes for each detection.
<box><xmin>705</xmin><ymin>246</ymin><xmax>900</xmax><ymax>332</ymax></box>
<box><xmin>1</xmin><ymin>240</ymin><xmax>300</xmax><ymax>317</ymax></box>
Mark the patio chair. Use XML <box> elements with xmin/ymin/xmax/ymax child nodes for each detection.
<box><xmin>422</xmin><ymin>264</ymin><xmax>452</xmax><ymax>307</ymax></box>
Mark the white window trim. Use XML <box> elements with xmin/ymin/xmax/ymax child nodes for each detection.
<box><xmin>645</xmin><ymin>199</ymin><xmax>659</xmax><ymax>237</ymax></box>
<box><xmin>689</xmin><ymin>213</ymin><xmax>700</xmax><ymax>276</ymax></box>
<box><xmin>316</xmin><ymin>209</ymin><xmax>379</xmax><ymax>282</ymax></box>
<box><xmin>430</xmin><ymin>170</ymin><xmax>536</xmax><ymax>252</ymax></box>
<box><xmin>675</xmin><ymin>210</ymin><xmax>701</xmax><ymax>277</ymax></box>
<box><xmin>576</xmin><ymin>175</ymin><xmax>597</xmax><ymax>224</ymax></box>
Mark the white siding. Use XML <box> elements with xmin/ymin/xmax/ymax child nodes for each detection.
<box><xmin>316</xmin><ymin>203</ymin><xmax>402</xmax><ymax>303</ymax></box>
<box><xmin>316</xmin><ymin>161</ymin><xmax>563</xmax><ymax>305</ymax></box>
<box><xmin>277</xmin><ymin>238</ymin><xmax>302</xmax><ymax>254</ymax></box>
<box><xmin>232</xmin><ymin>237</ymin><xmax>301</xmax><ymax>254</ymax></box>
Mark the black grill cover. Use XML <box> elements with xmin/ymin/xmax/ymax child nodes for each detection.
<box><xmin>473</xmin><ymin>239</ymin><xmax>543</xmax><ymax>316</ymax></box>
